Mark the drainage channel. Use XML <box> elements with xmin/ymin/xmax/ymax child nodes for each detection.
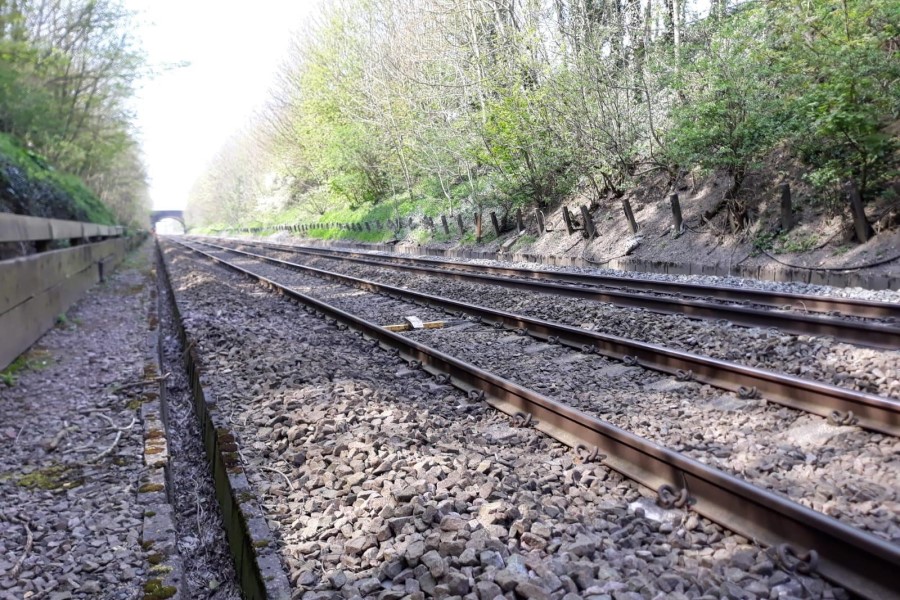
<box><xmin>190</xmin><ymin>239</ymin><xmax>900</xmax><ymax>438</ymax></box>
<box><xmin>208</xmin><ymin>237</ymin><xmax>900</xmax><ymax>348</ymax></box>
<box><xmin>172</xmin><ymin>237</ymin><xmax>900</xmax><ymax>600</ymax></box>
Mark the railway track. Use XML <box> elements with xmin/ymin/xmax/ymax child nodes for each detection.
<box><xmin>166</xmin><ymin>237</ymin><xmax>899</xmax><ymax>599</ymax></box>
<box><xmin>190</xmin><ymin>238</ymin><xmax>900</xmax><ymax>437</ymax></box>
<box><xmin>204</xmin><ymin>236</ymin><xmax>900</xmax><ymax>349</ymax></box>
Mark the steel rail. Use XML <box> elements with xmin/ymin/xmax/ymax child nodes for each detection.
<box><xmin>192</xmin><ymin>239</ymin><xmax>900</xmax><ymax>437</ymax></box>
<box><xmin>234</xmin><ymin>238</ymin><xmax>900</xmax><ymax>320</ymax></box>
<box><xmin>211</xmin><ymin>237</ymin><xmax>900</xmax><ymax>349</ymax></box>
<box><xmin>167</xmin><ymin>238</ymin><xmax>900</xmax><ymax>600</ymax></box>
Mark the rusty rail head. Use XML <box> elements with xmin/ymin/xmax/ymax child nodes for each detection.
<box><xmin>192</xmin><ymin>239</ymin><xmax>900</xmax><ymax>437</ymax></box>
<box><xmin>169</xmin><ymin>238</ymin><xmax>900</xmax><ymax>600</ymax></box>
<box><xmin>237</xmin><ymin>238</ymin><xmax>900</xmax><ymax>340</ymax></box>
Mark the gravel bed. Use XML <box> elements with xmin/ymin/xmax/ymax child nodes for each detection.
<box><xmin>229</xmin><ymin>242</ymin><xmax>900</xmax><ymax>400</ymax></box>
<box><xmin>157</xmin><ymin>268</ymin><xmax>242</xmax><ymax>598</ymax></box>
<box><xmin>250</xmin><ymin>234</ymin><xmax>900</xmax><ymax>303</ymax></box>
<box><xmin>160</xmin><ymin>239</ymin><xmax>848</xmax><ymax>600</ymax></box>
<box><xmin>0</xmin><ymin>246</ymin><xmax>152</xmax><ymax>599</ymax></box>
<box><xmin>184</xmin><ymin>242</ymin><xmax>900</xmax><ymax>545</ymax></box>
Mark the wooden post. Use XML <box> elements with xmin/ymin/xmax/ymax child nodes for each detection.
<box><xmin>441</xmin><ymin>215</ymin><xmax>450</xmax><ymax>234</ymax></box>
<box><xmin>847</xmin><ymin>181</ymin><xmax>873</xmax><ymax>243</ymax></box>
<box><xmin>475</xmin><ymin>212</ymin><xmax>482</xmax><ymax>242</ymax></box>
<box><xmin>536</xmin><ymin>210</ymin><xmax>545</xmax><ymax>234</ymax></box>
<box><xmin>490</xmin><ymin>211</ymin><xmax>501</xmax><ymax>237</ymax></box>
<box><xmin>780</xmin><ymin>183</ymin><xmax>793</xmax><ymax>232</ymax></box>
<box><xmin>622</xmin><ymin>199</ymin><xmax>639</xmax><ymax>233</ymax></box>
<box><xmin>516</xmin><ymin>208</ymin><xmax>524</xmax><ymax>233</ymax></box>
<box><xmin>579</xmin><ymin>205</ymin><xmax>596</xmax><ymax>239</ymax></box>
<box><xmin>669</xmin><ymin>193</ymin><xmax>684</xmax><ymax>235</ymax></box>
<box><xmin>457</xmin><ymin>214</ymin><xmax>465</xmax><ymax>234</ymax></box>
<box><xmin>562</xmin><ymin>207</ymin><xmax>576</xmax><ymax>235</ymax></box>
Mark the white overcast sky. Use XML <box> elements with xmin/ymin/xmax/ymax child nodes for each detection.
<box><xmin>128</xmin><ymin>1</ymin><xmax>320</xmax><ymax>211</ymax></box>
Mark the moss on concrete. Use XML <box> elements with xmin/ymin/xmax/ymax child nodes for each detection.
<box><xmin>142</xmin><ymin>578</ymin><xmax>176</xmax><ymax>599</ymax></box>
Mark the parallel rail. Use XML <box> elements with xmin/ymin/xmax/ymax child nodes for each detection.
<box><xmin>210</xmin><ymin>237</ymin><xmax>900</xmax><ymax>349</ymax></box>
<box><xmin>192</xmin><ymin>239</ymin><xmax>900</xmax><ymax>437</ymax></box>
<box><xmin>167</xmin><ymin>237</ymin><xmax>900</xmax><ymax>600</ymax></box>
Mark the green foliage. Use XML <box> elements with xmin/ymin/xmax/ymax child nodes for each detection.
<box><xmin>1</xmin><ymin>348</ymin><xmax>52</xmax><ymax>387</ymax></box>
<box><xmin>0</xmin><ymin>1</ymin><xmax>148</xmax><ymax>225</ymax></box>
<box><xmin>668</xmin><ymin>0</ymin><xmax>898</xmax><ymax>206</ymax></box>
<box><xmin>753</xmin><ymin>229</ymin><xmax>820</xmax><ymax>255</ymax></box>
<box><xmin>478</xmin><ymin>89</ymin><xmax>576</xmax><ymax>210</ymax></box>
<box><xmin>510</xmin><ymin>234</ymin><xmax>537</xmax><ymax>252</ymax></box>
<box><xmin>776</xmin><ymin>0</ymin><xmax>900</xmax><ymax>203</ymax></box>
<box><xmin>190</xmin><ymin>0</ymin><xmax>898</xmax><ymax>235</ymax></box>
<box><xmin>666</xmin><ymin>9</ymin><xmax>793</xmax><ymax>185</ymax></box>
<box><xmin>0</xmin><ymin>133</ymin><xmax>115</xmax><ymax>223</ymax></box>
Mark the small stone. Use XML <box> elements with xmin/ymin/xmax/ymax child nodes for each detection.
<box><xmin>561</xmin><ymin>534</ymin><xmax>597</xmax><ymax>558</ymax></box>
<box><xmin>656</xmin><ymin>573</ymin><xmax>683</xmax><ymax>593</ymax></box>
<box><xmin>768</xmin><ymin>571</ymin><xmax>790</xmax><ymax>586</ymax></box>
<box><xmin>494</xmin><ymin>570</ymin><xmax>521</xmax><ymax>592</ymax></box>
<box><xmin>479</xmin><ymin>550</ymin><xmax>504</xmax><ymax>569</ymax></box>
<box><xmin>440</xmin><ymin>515</ymin><xmax>467</xmax><ymax>532</ymax></box>
<box><xmin>393</xmin><ymin>486</ymin><xmax>417</xmax><ymax>502</ymax></box>
<box><xmin>406</xmin><ymin>540</ymin><xmax>426</xmax><ymax>563</ymax></box>
<box><xmin>516</xmin><ymin>581</ymin><xmax>550</xmax><ymax>600</ymax></box>
<box><xmin>530</xmin><ymin>522</ymin><xmax>552</xmax><ymax>539</ymax></box>
<box><xmin>357</xmin><ymin>577</ymin><xmax>382</xmax><ymax>595</ymax></box>
<box><xmin>458</xmin><ymin>548</ymin><xmax>478</xmax><ymax>566</ymax></box>
<box><xmin>750</xmin><ymin>560</ymin><xmax>774</xmax><ymax>576</ymax></box>
<box><xmin>415</xmin><ymin>567</ymin><xmax>436</xmax><ymax>595</ymax></box>
<box><xmin>388</xmin><ymin>516</ymin><xmax>413</xmax><ymax>535</ymax></box>
<box><xmin>381</xmin><ymin>560</ymin><xmax>405</xmax><ymax>580</ymax></box>
<box><xmin>421</xmin><ymin>550</ymin><xmax>445</xmax><ymax>578</ymax></box>
<box><xmin>446</xmin><ymin>572</ymin><xmax>470</xmax><ymax>596</ymax></box>
<box><xmin>297</xmin><ymin>571</ymin><xmax>318</xmax><ymax>587</ymax></box>
<box><xmin>329</xmin><ymin>570</ymin><xmax>348</xmax><ymax>588</ymax></box>
<box><xmin>731</xmin><ymin>550</ymin><xmax>755</xmax><ymax>571</ymax></box>
<box><xmin>80</xmin><ymin>582</ymin><xmax>101</xmax><ymax>594</ymax></box>
<box><xmin>344</xmin><ymin>535</ymin><xmax>376</xmax><ymax>555</ymax></box>
<box><xmin>475</xmin><ymin>580</ymin><xmax>502</xmax><ymax>600</ymax></box>
<box><xmin>520</xmin><ymin>532</ymin><xmax>548</xmax><ymax>551</ymax></box>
